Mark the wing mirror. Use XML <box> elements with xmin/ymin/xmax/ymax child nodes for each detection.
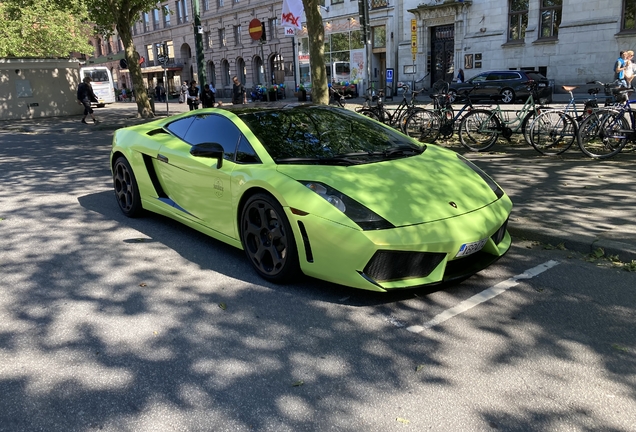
<box><xmin>190</xmin><ymin>142</ymin><xmax>224</xmax><ymax>168</ymax></box>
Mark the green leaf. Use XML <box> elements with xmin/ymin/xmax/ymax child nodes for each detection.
<box><xmin>592</xmin><ymin>248</ymin><xmax>605</xmax><ymax>258</ymax></box>
<box><xmin>292</xmin><ymin>380</ymin><xmax>304</xmax><ymax>387</ymax></box>
<box><xmin>396</xmin><ymin>418</ymin><xmax>410</xmax><ymax>424</ymax></box>
<box><xmin>218</xmin><ymin>303</ymin><xmax>227</xmax><ymax>310</ymax></box>
<box><xmin>415</xmin><ymin>364</ymin><xmax>425</xmax><ymax>372</ymax></box>
<box><xmin>611</xmin><ymin>344</ymin><xmax>629</xmax><ymax>352</ymax></box>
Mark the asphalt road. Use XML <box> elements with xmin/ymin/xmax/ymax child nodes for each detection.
<box><xmin>0</xmin><ymin>130</ymin><xmax>635</xmax><ymax>431</ymax></box>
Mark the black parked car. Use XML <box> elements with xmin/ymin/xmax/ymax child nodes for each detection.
<box><xmin>448</xmin><ymin>70</ymin><xmax>552</xmax><ymax>104</ymax></box>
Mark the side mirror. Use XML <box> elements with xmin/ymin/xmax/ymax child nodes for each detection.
<box><xmin>190</xmin><ymin>142</ymin><xmax>224</xmax><ymax>169</ymax></box>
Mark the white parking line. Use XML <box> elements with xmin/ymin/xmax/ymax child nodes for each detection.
<box><xmin>406</xmin><ymin>260</ymin><xmax>560</xmax><ymax>333</ymax></box>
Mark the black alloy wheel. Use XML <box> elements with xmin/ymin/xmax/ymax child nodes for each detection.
<box><xmin>113</xmin><ymin>156</ymin><xmax>143</xmax><ymax>217</ymax></box>
<box><xmin>240</xmin><ymin>193</ymin><xmax>300</xmax><ymax>282</ymax></box>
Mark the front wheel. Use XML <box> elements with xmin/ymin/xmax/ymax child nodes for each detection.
<box><xmin>528</xmin><ymin>110</ymin><xmax>577</xmax><ymax>156</ymax></box>
<box><xmin>458</xmin><ymin>109</ymin><xmax>500</xmax><ymax>151</ymax></box>
<box><xmin>113</xmin><ymin>156</ymin><xmax>143</xmax><ymax>217</ymax></box>
<box><xmin>240</xmin><ymin>193</ymin><xmax>300</xmax><ymax>283</ymax></box>
<box><xmin>577</xmin><ymin>109</ymin><xmax>629</xmax><ymax>159</ymax></box>
<box><xmin>403</xmin><ymin>109</ymin><xmax>441</xmax><ymax>142</ymax></box>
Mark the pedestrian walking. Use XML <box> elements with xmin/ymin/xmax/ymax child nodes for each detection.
<box><xmin>179</xmin><ymin>81</ymin><xmax>188</xmax><ymax>104</ymax></box>
<box><xmin>457</xmin><ymin>68</ymin><xmax>465</xmax><ymax>83</ymax></box>
<box><xmin>232</xmin><ymin>76</ymin><xmax>247</xmax><ymax>105</ymax></box>
<box><xmin>614</xmin><ymin>50</ymin><xmax>628</xmax><ymax>87</ymax></box>
<box><xmin>201</xmin><ymin>83</ymin><xmax>216</xmax><ymax>108</ymax></box>
<box><xmin>77</xmin><ymin>76</ymin><xmax>99</xmax><ymax>124</ymax></box>
<box><xmin>155</xmin><ymin>82</ymin><xmax>166</xmax><ymax>102</ymax></box>
<box><xmin>187</xmin><ymin>80</ymin><xmax>200</xmax><ymax>110</ymax></box>
<box><xmin>625</xmin><ymin>50</ymin><xmax>635</xmax><ymax>88</ymax></box>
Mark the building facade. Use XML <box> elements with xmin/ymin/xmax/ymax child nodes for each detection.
<box><xmin>85</xmin><ymin>0</ymin><xmax>636</xmax><ymax>100</ymax></box>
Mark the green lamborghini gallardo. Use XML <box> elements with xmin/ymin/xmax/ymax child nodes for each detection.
<box><xmin>110</xmin><ymin>103</ymin><xmax>512</xmax><ymax>292</ymax></box>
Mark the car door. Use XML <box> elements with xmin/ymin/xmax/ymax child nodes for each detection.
<box><xmin>468</xmin><ymin>72</ymin><xmax>489</xmax><ymax>98</ymax></box>
<box><xmin>155</xmin><ymin>113</ymin><xmax>240</xmax><ymax>238</ymax></box>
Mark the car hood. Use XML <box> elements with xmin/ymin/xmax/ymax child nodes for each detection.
<box><xmin>276</xmin><ymin>147</ymin><xmax>503</xmax><ymax>227</ymax></box>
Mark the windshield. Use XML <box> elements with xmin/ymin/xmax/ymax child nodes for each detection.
<box><xmin>83</xmin><ymin>69</ymin><xmax>110</xmax><ymax>83</ymax></box>
<box><xmin>238</xmin><ymin>106</ymin><xmax>424</xmax><ymax>165</ymax></box>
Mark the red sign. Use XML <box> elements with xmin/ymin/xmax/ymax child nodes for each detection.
<box><xmin>249</xmin><ymin>19</ymin><xmax>263</xmax><ymax>41</ymax></box>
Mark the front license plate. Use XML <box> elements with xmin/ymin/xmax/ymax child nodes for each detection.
<box><xmin>538</xmin><ymin>83</ymin><xmax>547</xmax><ymax>87</ymax></box>
<box><xmin>456</xmin><ymin>238</ymin><xmax>488</xmax><ymax>257</ymax></box>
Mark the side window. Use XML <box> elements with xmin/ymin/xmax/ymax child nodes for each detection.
<box><xmin>500</xmin><ymin>73</ymin><xmax>517</xmax><ymax>81</ymax></box>
<box><xmin>166</xmin><ymin>117</ymin><xmax>195</xmax><ymax>138</ymax></box>
<box><xmin>472</xmin><ymin>73</ymin><xmax>487</xmax><ymax>83</ymax></box>
<box><xmin>184</xmin><ymin>114</ymin><xmax>240</xmax><ymax>161</ymax></box>
<box><xmin>486</xmin><ymin>73</ymin><xmax>501</xmax><ymax>81</ymax></box>
<box><xmin>236</xmin><ymin>135</ymin><xmax>261</xmax><ymax>164</ymax></box>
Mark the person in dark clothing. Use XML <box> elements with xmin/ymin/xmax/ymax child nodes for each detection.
<box><xmin>77</xmin><ymin>76</ymin><xmax>99</xmax><ymax>124</ymax></box>
<box><xmin>201</xmin><ymin>83</ymin><xmax>216</xmax><ymax>108</ymax></box>
<box><xmin>187</xmin><ymin>80</ymin><xmax>200</xmax><ymax>110</ymax></box>
<box><xmin>232</xmin><ymin>76</ymin><xmax>246</xmax><ymax>104</ymax></box>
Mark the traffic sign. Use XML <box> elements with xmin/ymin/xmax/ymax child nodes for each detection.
<box><xmin>249</xmin><ymin>19</ymin><xmax>263</xmax><ymax>41</ymax></box>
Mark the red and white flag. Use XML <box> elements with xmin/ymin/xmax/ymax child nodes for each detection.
<box><xmin>281</xmin><ymin>0</ymin><xmax>304</xmax><ymax>29</ymax></box>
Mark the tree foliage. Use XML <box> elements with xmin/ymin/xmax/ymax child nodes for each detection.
<box><xmin>0</xmin><ymin>0</ymin><xmax>93</xmax><ymax>58</ymax></box>
<box><xmin>85</xmin><ymin>0</ymin><xmax>165</xmax><ymax>118</ymax></box>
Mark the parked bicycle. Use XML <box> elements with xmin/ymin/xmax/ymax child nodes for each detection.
<box><xmin>357</xmin><ymin>84</ymin><xmax>425</xmax><ymax>133</ymax></box>
<box><xmin>403</xmin><ymin>86</ymin><xmax>480</xmax><ymax>143</ymax></box>
<box><xmin>577</xmin><ymin>85</ymin><xmax>634</xmax><ymax>158</ymax></box>
<box><xmin>527</xmin><ymin>84</ymin><xmax>600</xmax><ymax>156</ymax></box>
<box><xmin>457</xmin><ymin>81</ymin><xmax>548</xmax><ymax>151</ymax></box>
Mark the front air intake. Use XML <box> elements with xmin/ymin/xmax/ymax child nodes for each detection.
<box><xmin>363</xmin><ymin>250</ymin><xmax>446</xmax><ymax>283</ymax></box>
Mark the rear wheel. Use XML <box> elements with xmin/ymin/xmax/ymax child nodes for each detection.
<box><xmin>520</xmin><ymin>106</ymin><xmax>549</xmax><ymax>145</ymax></box>
<box><xmin>240</xmin><ymin>193</ymin><xmax>300</xmax><ymax>283</ymax></box>
<box><xmin>113</xmin><ymin>156</ymin><xmax>143</xmax><ymax>217</ymax></box>
<box><xmin>458</xmin><ymin>109</ymin><xmax>500</xmax><ymax>151</ymax></box>
<box><xmin>358</xmin><ymin>108</ymin><xmax>381</xmax><ymax>122</ymax></box>
<box><xmin>403</xmin><ymin>109</ymin><xmax>441</xmax><ymax>142</ymax></box>
<box><xmin>529</xmin><ymin>110</ymin><xmax>577</xmax><ymax>156</ymax></box>
<box><xmin>500</xmin><ymin>88</ymin><xmax>516</xmax><ymax>104</ymax></box>
<box><xmin>577</xmin><ymin>109</ymin><xmax>629</xmax><ymax>159</ymax></box>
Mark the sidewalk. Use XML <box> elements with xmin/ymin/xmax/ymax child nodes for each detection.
<box><xmin>2</xmin><ymin>99</ymin><xmax>635</xmax><ymax>265</ymax></box>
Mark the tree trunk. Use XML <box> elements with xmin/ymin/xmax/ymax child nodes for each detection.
<box><xmin>302</xmin><ymin>0</ymin><xmax>328</xmax><ymax>105</ymax></box>
<box><xmin>117</xmin><ymin>24</ymin><xmax>154</xmax><ymax>118</ymax></box>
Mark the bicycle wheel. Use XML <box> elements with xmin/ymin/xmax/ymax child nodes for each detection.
<box><xmin>458</xmin><ymin>109</ymin><xmax>500</xmax><ymax>151</ymax></box>
<box><xmin>520</xmin><ymin>105</ymin><xmax>549</xmax><ymax>145</ymax></box>
<box><xmin>529</xmin><ymin>110</ymin><xmax>577</xmax><ymax>156</ymax></box>
<box><xmin>577</xmin><ymin>109</ymin><xmax>629</xmax><ymax>159</ymax></box>
<box><xmin>358</xmin><ymin>108</ymin><xmax>381</xmax><ymax>122</ymax></box>
<box><xmin>403</xmin><ymin>109</ymin><xmax>441</xmax><ymax>142</ymax></box>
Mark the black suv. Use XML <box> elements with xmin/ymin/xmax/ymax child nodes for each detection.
<box><xmin>448</xmin><ymin>70</ymin><xmax>552</xmax><ymax>104</ymax></box>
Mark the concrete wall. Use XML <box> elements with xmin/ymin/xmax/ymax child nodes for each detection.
<box><xmin>0</xmin><ymin>58</ymin><xmax>84</xmax><ymax>120</ymax></box>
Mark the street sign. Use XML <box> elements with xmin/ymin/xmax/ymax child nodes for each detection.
<box><xmin>158</xmin><ymin>55</ymin><xmax>167</xmax><ymax>64</ymax></box>
<box><xmin>249</xmin><ymin>19</ymin><xmax>263</xmax><ymax>41</ymax></box>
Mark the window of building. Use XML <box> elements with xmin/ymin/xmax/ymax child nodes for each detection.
<box><xmin>96</xmin><ymin>38</ymin><xmax>103</xmax><ymax>56</ymax></box>
<box><xmin>370</xmin><ymin>0</ymin><xmax>387</xmax><ymax>8</ymax></box>
<box><xmin>623</xmin><ymin>0</ymin><xmax>636</xmax><ymax>31</ymax></box>
<box><xmin>203</xmin><ymin>0</ymin><xmax>210</xmax><ymax>11</ymax></box>
<box><xmin>205</xmin><ymin>31</ymin><xmax>212</xmax><ymax>49</ymax></box>
<box><xmin>332</xmin><ymin>0</ymin><xmax>344</xmax><ymax>4</ymax></box>
<box><xmin>143</xmin><ymin>12</ymin><xmax>150</xmax><ymax>32</ymax></box>
<box><xmin>372</xmin><ymin>25</ymin><xmax>386</xmax><ymax>49</ymax></box>
<box><xmin>539</xmin><ymin>0</ymin><xmax>561</xmax><ymax>38</ymax></box>
<box><xmin>221</xmin><ymin>59</ymin><xmax>231</xmax><ymax>86</ymax></box>
<box><xmin>164</xmin><ymin>8</ymin><xmax>171</xmax><ymax>27</ymax></box>
<box><xmin>268</xmin><ymin>19</ymin><xmax>278</xmax><ymax>41</ymax></box>
<box><xmin>234</xmin><ymin>25</ymin><xmax>242</xmax><ymax>45</ymax></box>
<box><xmin>508</xmin><ymin>0</ymin><xmax>528</xmax><ymax>41</ymax></box>
<box><xmin>146</xmin><ymin>44</ymin><xmax>155</xmax><ymax>63</ymax></box>
<box><xmin>218</xmin><ymin>0</ymin><xmax>224</xmax><ymax>7</ymax></box>
<box><xmin>176</xmin><ymin>0</ymin><xmax>188</xmax><ymax>23</ymax></box>
<box><xmin>219</xmin><ymin>28</ymin><xmax>226</xmax><ymax>47</ymax></box>
<box><xmin>153</xmin><ymin>9</ymin><xmax>160</xmax><ymax>30</ymax></box>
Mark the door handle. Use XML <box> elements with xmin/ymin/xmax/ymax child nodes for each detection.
<box><xmin>157</xmin><ymin>154</ymin><xmax>169</xmax><ymax>163</ymax></box>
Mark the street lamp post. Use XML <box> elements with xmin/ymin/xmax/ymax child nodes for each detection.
<box><xmin>191</xmin><ymin>0</ymin><xmax>206</xmax><ymax>88</ymax></box>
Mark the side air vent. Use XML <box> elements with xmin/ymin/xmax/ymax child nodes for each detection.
<box><xmin>147</xmin><ymin>128</ymin><xmax>169</xmax><ymax>136</ymax></box>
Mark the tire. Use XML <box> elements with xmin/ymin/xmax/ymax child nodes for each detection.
<box><xmin>500</xmin><ymin>88</ymin><xmax>516</xmax><ymax>104</ymax></box>
<box><xmin>577</xmin><ymin>109</ymin><xmax>630</xmax><ymax>159</ymax></box>
<box><xmin>520</xmin><ymin>105</ymin><xmax>549</xmax><ymax>145</ymax></box>
<box><xmin>403</xmin><ymin>109</ymin><xmax>441</xmax><ymax>142</ymax></box>
<box><xmin>529</xmin><ymin>110</ymin><xmax>577</xmax><ymax>156</ymax></box>
<box><xmin>447</xmin><ymin>89</ymin><xmax>457</xmax><ymax>103</ymax></box>
<box><xmin>358</xmin><ymin>108</ymin><xmax>381</xmax><ymax>122</ymax></box>
<box><xmin>240</xmin><ymin>193</ymin><xmax>300</xmax><ymax>283</ymax></box>
<box><xmin>113</xmin><ymin>156</ymin><xmax>144</xmax><ymax>217</ymax></box>
<box><xmin>458</xmin><ymin>109</ymin><xmax>500</xmax><ymax>151</ymax></box>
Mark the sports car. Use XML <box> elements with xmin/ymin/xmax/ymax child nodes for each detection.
<box><xmin>110</xmin><ymin>103</ymin><xmax>512</xmax><ymax>292</ymax></box>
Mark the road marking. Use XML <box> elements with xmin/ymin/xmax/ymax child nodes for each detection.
<box><xmin>406</xmin><ymin>260</ymin><xmax>560</xmax><ymax>333</ymax></box>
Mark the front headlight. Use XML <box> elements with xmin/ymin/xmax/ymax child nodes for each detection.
<box><xmin>300</xmin><ymin>181</ymin><xmax>395</xmax><ymax>230</ymax></box>
<box><xmin>457</xmin><ymin>154</ymin><xmax>505</xmax><ymax>199</ymax></box>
